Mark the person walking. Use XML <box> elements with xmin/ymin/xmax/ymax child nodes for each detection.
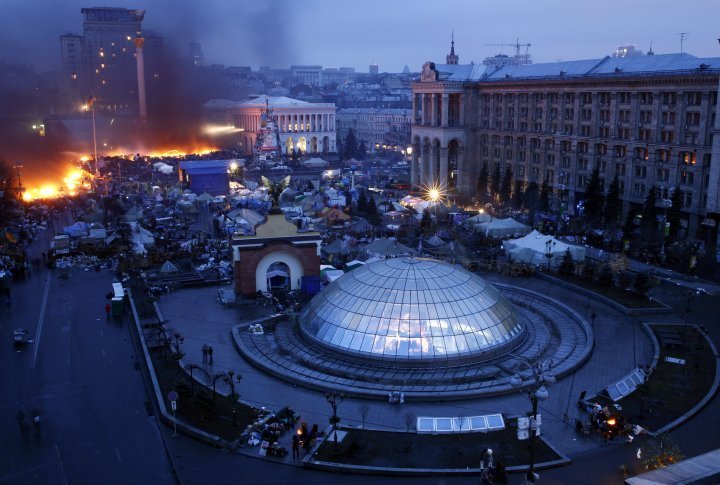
<box><xmin>105</xmin><ymin>303</ymin><xmax>111</xmax><ymax>319</ymax></box>
<box><xmin>202</xmin><ymin>344</ymin><xmax>209</xmax><ymax>364</ymax></box>
<box><xmin>208</xmin><ymin>345</ymin><xmax>214</xmax><ymax>365</ymax></box>
<box><xmin>291</xmin><ymin>433</ymin><xmax>300</xmax><ymax>460</ymax></box>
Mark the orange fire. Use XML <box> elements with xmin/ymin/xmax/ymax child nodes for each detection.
<box><xmin>23</xmin><ymin>167</ymin><xmax>94</xmax><ymax>202</ymax></box>
<box><xmin>105</xmin><ymin>145</ymin><xmax>218</xmax><ymax>158</ymax></box>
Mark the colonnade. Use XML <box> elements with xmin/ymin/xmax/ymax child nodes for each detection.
<box><xmin>276</xmin><ymin>113</ymin><xmax>335</xmax><ymax>133</ymax></box>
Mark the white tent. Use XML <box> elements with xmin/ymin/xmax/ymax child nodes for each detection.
<box><xmin>303</xmin><ymin>157</ymin><xmax>329</xmax><ymax>167</ymax></box>
<box><xmin>476</xmin><ymin>218</ymin><xmax>531</xmax><ymax>238</ymax></box>
<box><xmin>503</xmin><ymin>230</ymin><xmax>586</xmax><ymax>268</ymax></box>
<box><xmin>464</xmin><ymin>213</ymin><xmax>492</xmax><ymax>227</ymax></box>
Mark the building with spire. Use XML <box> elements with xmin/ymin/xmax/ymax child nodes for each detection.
<box><xmin>446</xmin><ymin>35</ymin><xmax>459</xmax><ymax>65</ymax></box>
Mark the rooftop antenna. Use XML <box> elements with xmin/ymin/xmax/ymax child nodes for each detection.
<box><xmin>647</xmin><ymin>41</ymin><xmax>654</xmax><ymax>55</ymax></box>
<box><xmin>678</xmin><ymin>32</ymin><xmax>689</xmax><ymax>53</ymax></box>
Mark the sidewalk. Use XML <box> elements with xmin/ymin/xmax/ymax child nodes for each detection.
<box><xmin>157</xmin><ymin>272</ymin><xmax>656</xmax><ymax>459</ymax></box>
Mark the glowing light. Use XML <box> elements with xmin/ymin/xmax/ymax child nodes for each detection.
<box><xmin>202</xmin><ymin>124</ymin><xmax>243</xmax><ymax>136</ymax></box>
<box><xmin>606</xmin><ymin>418</ymin><xmax>617</xmax><ymax>426</ymax></box>
<box><xmin>428</xmin><ymin>188</ymin><xmax>440</xmax><ymax>202</ymax></box>
<box><xmin>229</xmin><ymin>162</ymin><xmax>238</xmax><ymax>172</ymax></box>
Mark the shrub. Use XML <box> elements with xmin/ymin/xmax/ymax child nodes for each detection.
<box><xmin>596</xmin><ymin>264</ymin><xmax>614</xmax><ymax>287</ymax></box>
<box><xmin>634</xmin><ymin>271</ymin><xmax>653</xmax><ymax>296</ymax></box>
<box><xmin>581</xmin><ymin>262</ymin><xmax>595</xmax><ymax>281</ymax></box>
<box><xmin>618</xmin><ymin>270</ymin><xmax>633</xmax><ymax>290</ymax></box>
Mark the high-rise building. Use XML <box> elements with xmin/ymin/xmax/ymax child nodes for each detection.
<box><xmin>369</xmin><ymin>63</ymin><xmax>379</xmax><ymax>75</ymax></box>
<box><xmin>411</xmin><ymin>51</ymin><xmax>720</xmax><ymax>242</ymax></box>
<box><xmin>59</xmin><ymin>7</ymin><xmax>163</xmax><ymax>116</ymax></box>
<box><xmin>189</xmin><ymin>41</ymin><xmax>204</xmax><ymax>66</ymax></box>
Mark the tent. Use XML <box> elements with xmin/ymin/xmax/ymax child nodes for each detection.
<box><xmin>503</xmin><ymin>230</ymin><xmax>586</xmax><ymax>268</ymax></box>
<box><xmin>476</xmin><ymin>218</ymin><xmax>531</xmax><ymax>238</ymax></box>
<box><xmin>303</xmin><ymin>157</ymin><xmax>329</xmax><ymax>168</ymax></box>
<box><xmin>322</xmin><ymin>239</ymin><xmax>350</xmax><ymax>256</ymax></box>
<box><xmin>464</xmin><ymin>213</ymin><xmax>492</xmax><ymax>226</ymax></box>
<box><xmin>63</xmin><ymin>221</ymin><xmax>89</xmax><ymax>238</ymax></box>
<box><xmin>322</xmin><ymin>207</ymin><xmax>351</xmax><ymax>226</ymax></box>
<box><xmin>159</xmin><ymin>260</ymin><xmax>180</xmax><ymax>274</ymax></box>
<box><xmin>364</xmin><ymin>237</ymin><xmax>414</xmax><ymax>259</ymax></box>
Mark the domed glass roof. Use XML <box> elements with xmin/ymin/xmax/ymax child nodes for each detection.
<box><xmin>300</xmin><ymin>258</ymin><xmax>525</xmax><ymax>361</ymax></box>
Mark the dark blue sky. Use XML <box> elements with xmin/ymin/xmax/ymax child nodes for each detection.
<box><xmin>1</xmin><ymin>0</ymin><xmax>719</xmax><ymax>72</ymax></box>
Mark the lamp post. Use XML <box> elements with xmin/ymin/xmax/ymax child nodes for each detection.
<box><xmin>659</xmin><ymin>198</ymin><xmax>672</xmax><ymax>263</ymax></box>
<box><xmin>325</xmin><ymin>392</ymin><xmax>345</xmax><ymax>447</ymax></box>
<box><xmin>544</xmin><ymin>239</ymin><xmax>556</xmax><ymax>270</ymax></box>
<box><xmin>510</xmin><ymin>357</ymin><xmax>556</xmax><ymax>484</ymax></box>
<box><xmin>224</xmin><ymin>370</ymin><xmax>242</xmax><ymax>426</ymax></box>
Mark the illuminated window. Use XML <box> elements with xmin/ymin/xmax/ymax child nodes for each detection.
<box><xmin>71</xmin><ymin>73</ymin><xmax>77</xmax><ymax>80</ymax></box>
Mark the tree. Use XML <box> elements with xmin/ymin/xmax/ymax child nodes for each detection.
<box><xmin>343</xmin><ymin>129</ymin><xmax>358</xmax><ymax>160</ymax></box>
<box><xmin>603</xmin><ymin>174</ymin><xmax>622</xmax><ymax>227</ymax></box>
<box><xmin>420</xmin><ymin>209</ymin><xmax>432</xmax><ymax>235</ymax></box>
<box><xmin>0</xmin><ymin>159</ymin><xmax>18</xmax><ymax>227</ymax></box>
<box><xmin>524</xmin><ymin>181</ymin><xmax>539</xmax><ymax>224</ymax></box>
<box><xmin>558</xmin><ymin>249</ymin><xmax>575</xmax><ymax>276</ymax></box>
<box><xmin>500</xmin><ymin>166</ymin><xmax>513</xmax><ymax>204</ymax></box>
<box><xmin>366</xmin><ymin>193</ymin><xmax>377</xmax><ymax>215</ymax></box>
<box><xmin>641</xmin><ymin>433</ymin><xmax>684</xmax><ymax>471</ymax></box>
<box><xmin>666</xmin><ymin>186</ymin><xmax>683</xmax><ymax>241</ymax></box>
<box><xmin>357</xmin><ymin>189</ymin><xmax>368</xmax><ymax>212</ymax></box>
<box><xmin>539</xmin><ymin>178</ymin><xmax>550</xmax><ymax>212</ymax></box>
<box><xmin>583</xmin><ymin>166</ymin><xmax>604</xmax><ymax>226</ymax></box>
<box><xmin>641</xmin><ymin>187</ymin><xmax>659</xmax><ymax>247</ymax></box>
<box><xmin>357</xmin><ymin>140</ymin><xmax>367</xmax><ymax>160</ymax></box>
<box><xmin>511</xmin><ymin>180</ymin><xmax>524</xmax><ymax>210</ymax></box>
<box><xmin>491</xmin><ymin>163</ymin><xmax>501</xmax><ymax>199</ymax></box>
<box><xmin>476</xmin><ymin>162</ymin><xmax>489</xmax><ymax>202</ymax></box>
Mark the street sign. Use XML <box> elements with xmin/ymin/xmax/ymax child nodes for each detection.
<box><xmin>167</xmin><ymin>391</ymin><xmax>178</xmax><ymax>402</ymax></box>
<box><xmin>170</xmin><ymin>400</ymin><xmax>177</xmax><ymax>411</ymax></box>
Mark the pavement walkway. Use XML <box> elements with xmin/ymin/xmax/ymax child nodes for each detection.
<box><xmin>157</xmin><ymin>270</ymin><xmax>657</xmax><ymax>460</ymax></box>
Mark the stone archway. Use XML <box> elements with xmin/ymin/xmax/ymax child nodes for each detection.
<box><xmin>255</xmin><ymin>251</ymin><xmax>304</xmax><ymax>293</ymax></box>
<box><xmin>310</xmin><ymin>137</ymin><xmax>318</xmax><ymax>154</ymax></box>
<box><xmin>266</xmin><ymin>261</ymin><xmax>291</xmax><ymax>290</ymax></box>
<box><xmin>285</xmin><ymin>138</ymin><xmax>294</xmax><ymax>155</ymax></box>
<box><xmin>322</xmin><ymin>136</ymin><xmax>330</xmax><ymax>154</ymax></box>
<box><xmin>296</xmin><ymin>137</ymin><xmax>307</xmax><ymax>154</ymax></box>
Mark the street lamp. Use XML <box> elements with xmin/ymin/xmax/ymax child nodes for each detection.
<box><xmin>659</xmin><ymin>198</ymin><xmax>672</xmax><ymax>263</ymax></box>
<box><xmin>224</xmin><ymin>370</ymin><xmax>242</xmax><ymax>426</ymax></box>
<box><xmin>510</xmin><ymin>357</ymin><xmax>556</xmax><ymax>484</ymax></box>
<box><xmin>544</xmin><ymin>239</ymin><xmax>556</xmax><ymax>270</ymax></box>
<box><xmin>325</xmin><ymin>392</ymin><xmax>345</xmax><ymax>447</ymax></box>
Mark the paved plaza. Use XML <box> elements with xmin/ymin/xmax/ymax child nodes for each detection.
<box><xmin>157</xmin><ymin>271</ymin><xmax>660</xmax><ymax>459</ymax></box>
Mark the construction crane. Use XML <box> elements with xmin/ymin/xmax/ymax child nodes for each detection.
<box><xmin>485</xmin><ymin>38</ymin><xmax>532</xmax><ymax>65</ymax></box>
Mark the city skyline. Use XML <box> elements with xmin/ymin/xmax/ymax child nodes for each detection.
<box><xmin>1</xmin><ymin>0</ymin><xmax>719</xmax><ymax>73</ymax></box>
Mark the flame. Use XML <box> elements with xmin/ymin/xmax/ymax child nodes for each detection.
<box><xmin>105</xmin><ymin>145</ymin><xmax>218</xmax><ymax>158</ymax></box>
<box><xmin>23</xmin><ymin>167</ymin><xmax>94</xmax><ymax>202</ymax></box>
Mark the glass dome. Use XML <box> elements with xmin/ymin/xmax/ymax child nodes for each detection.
<box><xmin>299</xmin><ymin>258</ymin><xmax>525</xmax><ymax>362</ymax></box>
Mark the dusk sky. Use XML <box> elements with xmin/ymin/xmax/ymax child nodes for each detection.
<box><xmin>1</xmin><ymin>0</ymin><xmax>719</xmax><ymax>72</ymax></box>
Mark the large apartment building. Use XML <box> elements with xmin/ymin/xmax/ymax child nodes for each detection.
<box><xmin>411</xmin><ymin>47</ymin><xmax>720</xmax><ymax>241</ymax></box>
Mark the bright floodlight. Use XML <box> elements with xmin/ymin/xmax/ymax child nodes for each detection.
<box><xmin>229</xmin><ymin>161</ymin><xmax>238</xmax><ymax>171</ymax></box>
<box><xmin>428</xmin><ymin>188</ymin><xmax>440</xmax><ymax>201</ymax></box>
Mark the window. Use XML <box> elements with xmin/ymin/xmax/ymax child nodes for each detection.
<box><xmin>639</xmin><ymin>92</ymin><xmax>653</xmax><ymax>105</ymax></box>
<box><xmin>493</xmin><ymin>148</ymin><xmax>501</xmax><ymax>157</ymax></box>
<box><xmin>506</xmin><ymin>149</ymin><xmax>513</xmax><ymax>159</ymax></box>
<box><xmin>614</xmin><ymin>145</ymin><xmax>626</xmax><ymax>158</ymax></box>
<box><xmin>640</xmin><ymin>111</ymin><xmax>652</xmax><ymax>123</ymax></box>
<box><xmin>634</xmin><ymin>165</ymin><xmax>647</xmax><ymax>179</ymax></box>
<box><xmin>684</xmin><ymin>192</ymin><xmax>693</xmax><ymax>207</ymax></box>
<box><xmin>685</xmin><ymin>112</ymin><xmax>700</xmax><ymax>126</ymax></box>
<box><xmin>548</xmin><ymin>93</ymin><xmax>558</xmax><ymax>104</ymax></box>
<box><xmin>600</xmin><ymin>127</ymin><xmax>611</xmax><ymax>138</ymax></box>
<box><xmin>581</xmin><ymin>92</ymin><xmax>592</xmax><ymax>104</ymax></box>
<box><xmin>680</xmin><ymin>171</ymin><xmax>695</xmax><ymax>185</ymax></box>
<box><xmin>657</xmin><ymin>168</ymin><xmax>670</xmax><ymax>182</ymax></box>
<box><xmin>578</xmin><ymin>158</ymin><xmax>589</xmax><ymax>171</ymax></box>
<box><xmin>662</xmin><ymin>92</ymin><xmax>677</xmax><ymax>105</ymax></box>
<box><xmin>564</xmin><ymin>125</ymin><xmax>573</xmax><ymax>135</ymax></box>
<box><xmin>546</xmin><ymin>154</ymin><xmax>555</xmax><ymax>166</ymax></box>
<box><xmin>619</xmin><ymin>110</ymin><xmax>631</xmax><ymax>122</ymax></box>
<box><xmin>618</xmin><ymin>128</ymin><xmax>630</xmax><ymax>139</ymax></box>
<box><xmin>581</xmin><ymin>125</ymin><xmax>591</xmax><ymax>136</ymax></box>
<box><xmin>633</xmin><ymin>183</ymin><xmax>646</xmax><ymax>197</ymax></box>
<box><xmin>546</xmin><ymin>169</ymin><xmax>554</xmax><ymax>181</ymax></box>
<box><xmin>686</xmin><ymin>92</ymin><xmax>701</xmax><ymax>106</ymax></box>
<box><xmin>564</xmin><ymin>93</ymin><xmax>575</xmax><ymax>103</ymax></box>
<box><xmin>660</xmin><ymin>131</ymin><xmax>675</xmax><ymax>143</ymax></box>
<box><xmin>519</xmin><ymin>165</ymin><xmax>525</xmax><ymax>176</ymax></box>
<box><xmin>564</xmin><ymin>108</ymin><xmax>574</xmax><ymax>119</ymax></box>
<box><xmin>577</xmin><ymin>175</ymin><xmax>587</xmax><ymax>188</ymax></box>
<box><xmin>638</xmin><ymin>129</ymin><xmax>652</xmax><ymax>141</ymax></box>
<box><xmin>618</xmin><ymin>92</ymin><xmax>631</xmax><ymax>104</ymax></box>
<box><xmin>615</xmin><ymin>163</ymin><xmax>626</xmax><ymax>176</ymax></box>
<box><xmin>661</xmin><ymin>111</ymin><xmax>676</xmax><ymax>124</ymax></box>
<box><xmin>681</xmin><ymin>151</ymin><xmax>697</xmax><ymax>165</ymax></box>
<box><xmin>533</xmin><ymin>93</ymin><xmax>544</xmax><ymax>103</ymax></box>
<box><xmin>598</xmin><ymin>93</ymin><xmax>611</xmax><ymax>105</ymax></box>
<box><xmin>582</xmin><ymin>109</ymin><xmax>592</xmax><ymax>121</ymax></box>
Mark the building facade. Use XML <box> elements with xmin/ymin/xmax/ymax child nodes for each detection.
<box><xmin>204</xmin><ymin>95</ymin><xmax>336</xmax><ymax>155</ymax></box>
<box><xmin>336</xmin><ymin>107</ymin><xmax>412</xmax><ymax>151</ymax></box>
<box><xmin>59</xmin><ymin>7</ymin><xmax>163</xmax><ymax>116</ymax></box>
<box><xmin>412</xmin><ymin>49</ymin><xmax>720</xmax><ymax>240</ymax></box>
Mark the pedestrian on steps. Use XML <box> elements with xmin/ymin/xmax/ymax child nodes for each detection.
<box><xmin>202</xmin><ymin>344</ymin><xmax>209</xmax><ymax>364</ymax></box>
<box><xmin>208</xmin><ymin>345</ymin><xmax>214</xmax><ymax>365</ymax></box>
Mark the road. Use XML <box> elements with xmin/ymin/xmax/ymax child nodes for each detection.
<box><xmin>0</xmin><ymin>213</ymin><xmax>176</xmax><ymax>484</ymax></box>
